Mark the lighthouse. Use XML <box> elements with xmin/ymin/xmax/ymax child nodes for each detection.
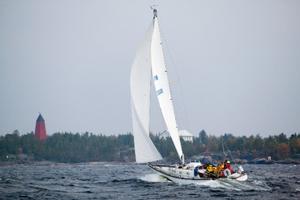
<box><xmin>35</xmin><ymin>114</ymin><xmax>47</xmax><ymax>141</ymax></box>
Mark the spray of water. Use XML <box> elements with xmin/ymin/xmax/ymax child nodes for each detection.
<box><xmin>139</xmin><ymin>173</ymin><xmax>271</xmax><ymax>191</ymax></box>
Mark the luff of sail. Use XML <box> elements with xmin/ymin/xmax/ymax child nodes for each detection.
<box><xmin>150</xmin><ymin>16</ymin><xmax>184</xmax><ymax>162</ymax></box>
<box><xmin>130</xmin><ymin>23</ymin><xmax>162</xmax><ymax>163</ymax></box>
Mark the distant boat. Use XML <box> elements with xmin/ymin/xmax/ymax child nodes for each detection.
<box><xmin>130</xmin><ymin>8</ymin><xmax>247</xmax><ymax>183</ymax></box>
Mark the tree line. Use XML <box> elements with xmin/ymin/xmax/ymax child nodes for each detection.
<box><xmin>0</xmin><ymin>130</ymin><xmax>299</xmax><ymax>163</ymax></box>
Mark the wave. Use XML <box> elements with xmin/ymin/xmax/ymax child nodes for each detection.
<box><xmin>139</xmin><ymin>173</ymin><xmax>170</xmax><ymax>183</ymax></box>
<box><xmin>138</xmin><ymin>173</ymin><xmax>271</xmax><ymax>191</ymax></box>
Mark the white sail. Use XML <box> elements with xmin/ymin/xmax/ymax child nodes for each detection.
<box><xmin>150</xmin><ymin>17</ymin><xmax>184</xmax><ymax>161</ymax></box>
<box><xmin>130</xmin><ymin>24</ymin><xmax>162</xmax><ymax>163</ymax></box>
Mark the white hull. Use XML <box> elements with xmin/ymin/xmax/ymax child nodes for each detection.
<box><xmin>149</xmin><ymin>163</ymin><xmax>248</xmax><ymax>183</ymax></box>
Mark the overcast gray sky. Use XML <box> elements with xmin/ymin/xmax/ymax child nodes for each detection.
<box><xmin>0</xmin><ymin>0</ymin><xmax>299</xmax><ymax>137</ymax></box>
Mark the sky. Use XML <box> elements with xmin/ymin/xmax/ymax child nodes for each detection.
<box><xmin>0</xmin><ymin>0</ymin><xmax>299</xmax><ymax>137</ymax></box>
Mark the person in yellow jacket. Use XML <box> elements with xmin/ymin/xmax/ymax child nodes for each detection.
<box><xmin>205</xmin><ymin>162</ymin><xmax>225</xmax><ymax>178</ymax></box>
<box><xmin>217</xmin><ymin>163</ymin><xmax>225</xmax><ymax>173</ymax></box>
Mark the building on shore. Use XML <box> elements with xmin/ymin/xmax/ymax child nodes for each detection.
<box><xmin>178</xmin><ymin>129</ymin><xmax>194</xmax><ymax>143</ymax></box>
<box><xmin>35</xmin><ymin>113</ymin><xmax>47</xmax><ymax>141</ymax></box>
<box><xmin>158</xmin><ymin>129</ymin><xmax>194</xmax><ymax>143</ymax></box>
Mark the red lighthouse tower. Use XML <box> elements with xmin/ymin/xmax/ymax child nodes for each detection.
<box><xmin>35</xmin><ymin>113</ymin><xmax>47</xmax><ymax>141</ymax></box>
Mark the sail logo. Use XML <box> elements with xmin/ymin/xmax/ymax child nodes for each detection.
<box><xmin>156</xmin><ymin>88</ymin><xmax>163</xmax><ymax>96</ymax></box>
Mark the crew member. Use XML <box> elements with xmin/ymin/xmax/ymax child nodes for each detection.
<box><xmin>224</xmin><ymin>160</ymin><xmax>234</xmax><ymax>174</ymax></box>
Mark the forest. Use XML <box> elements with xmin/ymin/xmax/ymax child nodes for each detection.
<box><xmin>0</xmin><ymin>130</ymin><xmax>299</xmax><ymax>163</ymax></box>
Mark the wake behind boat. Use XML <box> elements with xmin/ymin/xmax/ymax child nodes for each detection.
<box><xmin>130</xmin><ymin>8</ymin><xmax>248</xmax><ymax>183</ymax></box>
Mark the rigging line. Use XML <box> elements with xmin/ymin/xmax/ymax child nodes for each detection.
<box><xmin>158</xmin><ymin>19</ymin><xmax>192</xmax><ymax>133</ymax></box>
<box><xmin>221</xmin><ymin>136</ymin><xmax>227</xmax><ymax>157</ymax></box>
<box><xmin>223</xmin><ymin>135</ymin><xmax>236</xmax><ymax>166</ymax></box>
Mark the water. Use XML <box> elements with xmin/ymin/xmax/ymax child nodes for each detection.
<box><xmin>0</xmin><ymin>162</ymin><xmax>299</xmax><ymax>199</ymax></box>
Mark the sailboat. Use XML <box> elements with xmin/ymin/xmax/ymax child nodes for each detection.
<box><xmin>130</xmin><ymin>8</ymin><xmax>248</xmax><ymax>183</ymax></box>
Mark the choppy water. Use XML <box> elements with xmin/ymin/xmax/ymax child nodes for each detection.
<box><xmin>0</xmin><ymin>162</ymin><xmax>299</xmax><ymax>199</ymax></box>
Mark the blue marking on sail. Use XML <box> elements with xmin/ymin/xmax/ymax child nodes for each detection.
<box><xmin>156</xmin><ymin>88</ymin><xmax>163</xmax><ymax>96</ymax></box>
<box><xmin>154</xmin><ymin>75</ymin><xmax>158</xmax><ymax>80</ymax></box>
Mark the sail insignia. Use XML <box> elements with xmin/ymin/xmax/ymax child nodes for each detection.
<box><xmin>156</xmin><ymin>88</ymin><xmax>164</xmax><ymax>96</ymax></box>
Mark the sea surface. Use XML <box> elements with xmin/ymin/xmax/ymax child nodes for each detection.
<box><xmin>0</xmin><ymin>162</ymin><xmax>299</xmax><ymax>199</ymax></box>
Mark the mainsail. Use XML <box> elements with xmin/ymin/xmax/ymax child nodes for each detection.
<box><xmin>131</xmin><ymin>9</ymin><xmax>184</xmax><ymax>163</ymax></box>
<box><xmin>150</xmin><ymin>15</ymin><xmax>184</xmax><ymax>162</ymax></box>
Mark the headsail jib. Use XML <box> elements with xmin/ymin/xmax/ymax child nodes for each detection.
<box><xmin>130</xmin><ymin>22</ymin><xmax>162</xmax><ymax>163</ymax></box>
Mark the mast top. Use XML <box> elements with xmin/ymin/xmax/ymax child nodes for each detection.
<box><xmin>153</xmin><ymin>9</ymin><xmax>158</xmax><ymax>18</ymax></box>
<box><xmin>151</xmin><ymin>5</ymin><xmax>158</xmax><ymax>19</ymax></box>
